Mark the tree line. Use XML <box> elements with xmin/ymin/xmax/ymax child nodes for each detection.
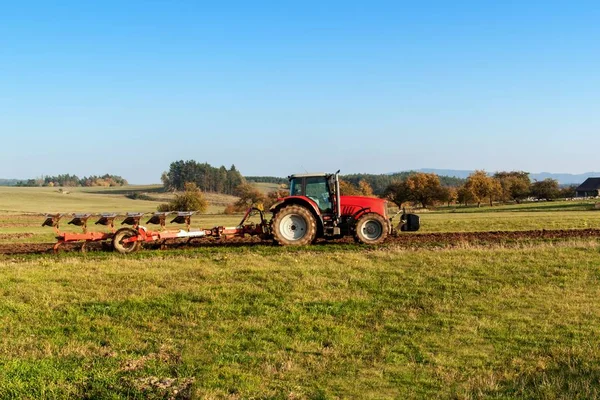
<box><xmin>156</xmin><ymin>163</ymin><xmax>580</xmax><ymax>213</ymax></box>
<box><xmin>342</xmin><ymin>172</ymin><xmax>464</xmax><ymax>195</ymax></box>
<box><xmin>0</xmin><ymin>179</ymin><xmax>19</xmax><ymax>187</ymax></box>
<box><xmin>16</xmin><ymin>174</ymin><xmax>128</xmax><ymax>187</ymax></box>
<box><xmin>245</xmin><ymin>176</ymin><xmax>288</xmax><ymax>184</ymax></box>
<box><xmin>384</xmin><ymin>171</ymin><xmax>577</xmax><ymax>208</ymax></box>
<box><xmin>243</xmin><ymin>172</ymin><xmax>465</xmax><ymax>195</ymax></box>
<box><xmin>161</xmin><ymin>160</ymin><xmax>245</xmax><ymax>195</ymax></box>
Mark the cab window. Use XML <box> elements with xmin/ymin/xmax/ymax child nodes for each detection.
<box><xmin>305</xmin><ymin>177</ymin><xmax>332</xmax><ymax>212</ymax></box>
<box><xmin>290</xmin><ymin>178</ymin><xmax>302</xmax><ymax>196</ymax></box>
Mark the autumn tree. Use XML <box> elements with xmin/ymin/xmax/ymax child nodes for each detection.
<box><xmin>233</xmin><ymin>182</ymin><xmax>267</xmax><ymax>210</ymax></box>
<box><xmin>339</xmin><ymin>179</ymin><xmax>375</xmax><ymax>197</ymax></box>
<box><xmin>440</xmin><ymin>186</ymin><xmax>458</xmax><ymax>207</ymax></box>
<box><xmin>530</xmin><ymin>179</ymin><xmax>560</xmax><ymax>201</ymax></box>
<box><xmin>358</xmin><ymin>180</ymin><xmax>375</xmax><ymax>197</ymax></box>
<box><xmin>457</xmin><ymin>185</ymin><xmax>476</xmax><ymax>206</ymax></box>
<box><xmin>385</xmin><ymin>173</ymin><xmax>447</xmax><ymax>208</ymax></box>
<box><xmin>407</xmin><ymin>173</ymin><xmax>450</xmax><ymax>208</ymax></box>
<box><xmin>265</xmin><ymin>185</ymin><xmax>290</xmax><ymax>209</ymax></box>
<box><xmin>339</xmin><ymin>179</ymin><xmax>361</xmax><ymax>196</ymax></box>
<box><xmin>463</xmin><ymin>170</ymin><xmax>502</xmax><ymax>207</ymax></box>
<box><xmin>494</xmin><ymin>171</ymin><xmax>531</xmax><ymax>203</ymax></box>
<box><xmin>384</xmin><ymin>181</ymin><xmax>411</xmax><ymax>207</ymax></box>
<box><xmin>559</xmin><ymin>184</ymin><xmax>577</xmax><ymax>199</ymax></box>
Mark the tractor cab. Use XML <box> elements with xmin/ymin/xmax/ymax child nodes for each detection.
<box><xmin>286</xmin><ymin>172</ymin><xmax>343</xmax><ymax>238</ymax></box>
<box><xmin>288</xmin><ymin>173</ymin><xmax>341</xmax><ymax>216</ymax></box>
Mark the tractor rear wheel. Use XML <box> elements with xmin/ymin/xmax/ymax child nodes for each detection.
<box><xmin>113</xmin><ymin>228</ymin><xmax>141</xmax><ymax>254</ymax></box>
<box><xmin>272</xmin><ymin>205</ymin><xmax>317</xmax><ymax>246</ymax></box>
<box><xmin>354</xmin><ymin>213</ymin><xmax>389</xmax><ymax>245</ymax></box>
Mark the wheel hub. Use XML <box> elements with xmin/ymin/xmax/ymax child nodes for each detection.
<box><xmin>280</xmin><ymin>214</ymin><xmax>307</xmax><ymax>241</ymax></box>
<box><xmin>362</xmin><ymin>220</ymin><xmax>383</xmax><ymax>240</ymax></box>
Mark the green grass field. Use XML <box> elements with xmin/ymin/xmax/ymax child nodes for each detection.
<box><xmin>422</xmin><ymin>210</ymin><xmax>600</xmax><ymax>232</ymax></box>
<box><xmin>1</xmin><ymin>187</ymin><xmax>600</xmax><ymax>398</ymax></box>
<box><xmin>1</xmin><ymin>243</ymin><xmax>600</xmax><ymax>398</ymax></box>
<box><xmin>0</xmin><ymin>186</ymin><xmax>237</xmax><ymax>215</ymax></box>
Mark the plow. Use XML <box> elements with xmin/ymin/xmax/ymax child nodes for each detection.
<box><xmin>39</xmin><ymin>171</ymin><xmax>422</xmax><ymax>254</ymax></box>
<box><xmin>43</xmin><ymin>208</ymin><xmax>271</xmax><ymax>254</ymax></box>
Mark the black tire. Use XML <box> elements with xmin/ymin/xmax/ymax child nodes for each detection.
<box><xmin>272</xmin><ymin>205</ymin><xmax>318</xmax><ymax>246</ymax></box>
<box><xmin>113</xmin><ymin>228</ymin><xmax>141</xmax><ymax>254</ymax></box>
<box><xmin>354</xmin><ymin>213</ymin><xmax>389</xmax><ymax>245</ymax></box>
<box><xmin>101</xmin><ymin>239</ymin><xmax>114</xmax><ymax>252</ymax></box>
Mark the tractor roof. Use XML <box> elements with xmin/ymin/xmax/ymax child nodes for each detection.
<box><xmin>288</xmin><ymin>173</ymin><xmax>329</xmax><ymax>179</ymax></box>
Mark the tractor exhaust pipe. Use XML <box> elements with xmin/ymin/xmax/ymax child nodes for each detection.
<box><xmin>335</xmin><ymin>170</ymin><xmax>341</xmax><ymax>223</ymax></box>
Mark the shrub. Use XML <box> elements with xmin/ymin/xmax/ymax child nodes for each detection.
<box><xmin>126</xmin><ymin>192</ymin><xmax>153</xmax><ymax>201</ymax></box>
<box><xmin>235</xmin><ymin>183</ymin><xmax>266</xmax><ymax>207</ymax></box>
<box><xmin>157</xmin><ymin>182</ymin><xmax>208</xmax><ymax>212</ymax></box>
<box><xmin>223</xmin><ymin>204</ymin><xmax>237</xmax><ymax>214</ymax></box>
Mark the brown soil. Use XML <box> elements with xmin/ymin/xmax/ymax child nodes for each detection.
<box><xmin>0</xmin><ymin>233</ymin><xmax>34</xmax><ymax>240</ymax></box>
<box><xmin>1</xmin><ymin>229</ymin><xmax>600</xmax><ymax>256</ymax></box>
<box><xmin>384</xmin><ymin>228</ymin><xmax>600</xmax><ymax>246</ymax></box>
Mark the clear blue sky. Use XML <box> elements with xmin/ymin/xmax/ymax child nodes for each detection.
<box><xmin>1</xmin><ymin>1</ymin><xmax>599</xmax><ymax>183</ymax></box>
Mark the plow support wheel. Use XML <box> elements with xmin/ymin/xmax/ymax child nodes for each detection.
<box><xmin>113</xmin><ymin>228</ymin><xmax>141</xmax><ymax>254</ymax></box>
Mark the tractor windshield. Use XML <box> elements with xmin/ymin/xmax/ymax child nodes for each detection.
<box><xmin>288</xmin><ymin>176</ymin><xmax>332</xmax><ymax>212</ymax></box>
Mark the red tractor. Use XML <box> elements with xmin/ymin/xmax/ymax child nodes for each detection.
<box><xmin>269</xmin><ymin>171</ymin><xmax>419</xmax><ymax>245</ymax></box>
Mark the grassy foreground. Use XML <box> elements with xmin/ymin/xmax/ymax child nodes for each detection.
<box><xmin>1</xmin><ymin>243</ymin><xmax>600</xmax><ymax>398</ymax></box>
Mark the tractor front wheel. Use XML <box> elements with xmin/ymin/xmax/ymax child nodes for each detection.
<box><xmin>272</xmin><ymin>205</ymin><xmax>317</xmax><ymax>246</ymax></box>
<box><xmin>113</xmin><ymin>228</ymin><xmax>141</xmax><ymax>254</ymax></box>
<box><xmin>354</xmin><ymin>213</ymin><xmax>389</xmax><ymax>245</ymax></box>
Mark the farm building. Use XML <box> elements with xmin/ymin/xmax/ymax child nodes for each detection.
<box><xmin>576</xmin><ymin>177</ymin><xmax>600</xmax><ymax>197</ymax></box>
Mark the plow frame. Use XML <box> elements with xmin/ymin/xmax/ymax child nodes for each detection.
<box><xmin>44</xmin><ymin>213</ymin><xmax>118</xmax><ymax>253</ymax></box>
<box><xmin>43</xmin><ymin>208</ymin><xmax>273</xmax><ymax>254</ymax></box>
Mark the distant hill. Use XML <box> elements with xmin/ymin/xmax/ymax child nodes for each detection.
<box><xmin>527</xmin><ymin>172</ymin><xmax>600</xmax><ymax>185</ymax></box>
<box><xmin>0</xmin><ymin>179</ymin><xmax>19</xmax><ymax>186</ymax></box>
<box><xmin>411</xmin><ymin>169</ymin><xmax>600</xmax><ymax>185</ymax></box>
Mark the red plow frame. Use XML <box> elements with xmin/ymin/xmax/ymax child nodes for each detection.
<box><xmin>42</xmin><ymin>208</ymin><xmax>270</xmax><ymax>254</ymax></box>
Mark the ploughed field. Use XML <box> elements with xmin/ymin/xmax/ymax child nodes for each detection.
<box><xmin>3</xmin><ymin>208</ymin><xmax>600</xmax><ymax>255</ymax></box>
<box><xmin>4</xmin><ymin>225</ymin><xmax>600</xmax><ymax>256</ymax></box>
<box><xmin>2</xmin><ymin>187</ymin><xmax>600</xmax><ymax>397</ymax></box>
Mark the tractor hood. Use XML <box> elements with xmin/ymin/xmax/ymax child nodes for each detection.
<box><xmin>339</xmin><ymin>196</ymin><xmax>388</xmax><ymax>218</ymax></box>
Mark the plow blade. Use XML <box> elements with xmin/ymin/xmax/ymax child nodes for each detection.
<box><xmin>146</xmin><ymin>212</ymin><xmax>172</xmax><ymax>228</ymax></box>
<box><xmin>95</xmin><ymin>213</ymin><xmax>118</xmax><ymax>231</ymax></box>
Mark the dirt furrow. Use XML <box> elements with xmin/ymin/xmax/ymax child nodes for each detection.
<box><xmin>1</xmin><ymin>229</ymin><xmax>600</xmax><ymax>256</ymax></box>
